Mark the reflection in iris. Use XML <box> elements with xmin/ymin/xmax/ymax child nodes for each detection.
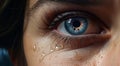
<box><xmin>64</xmin><ymin>17</ymin><xmax>88</xmax><ymax>35</ymax></box>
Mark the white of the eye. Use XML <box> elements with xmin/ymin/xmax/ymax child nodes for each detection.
<box><xmin>57</xmin><ymin>21</ymin><xmax>71</xmax><ymax>36</ymax></box>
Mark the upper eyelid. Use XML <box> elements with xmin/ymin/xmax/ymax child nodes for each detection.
<box><xmin>30</xmin><ymin>1</ymin><xmax>94</xmax><ymax>12</ymax></box>
<box><xmin>30</xmin><ymin>2</ymin><xmax>111</xmax><ymax>29</ymax></box>
<box><xmin>49</xmin><ymin>11</ymin><xmax>107</xmax><ymax>30</ymax></box>
<box><xmin>31</xmin><ymin>0</ymin><xmax>107</xmax><ymax>10</ymax></box>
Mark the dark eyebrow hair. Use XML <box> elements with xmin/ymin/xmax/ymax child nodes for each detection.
<box><xmin>49</xmin><ymin>0</ymin><xmax>102</xmax><ymax>5</ymax></box>
<box><xmin>32</xmin><ymin>0</ymin><xmax>104</xmax><ymax>10</ymax></box>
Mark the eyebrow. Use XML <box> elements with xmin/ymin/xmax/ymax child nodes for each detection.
<box><xmin>49</xmin><ymin>0</ymin><xmax>102</xmax><ymax>5</ymax></box>
<box><xmin>32</xmin><ymin>0</ymin><xmax>104</xmax><ymax>9</ymax></box>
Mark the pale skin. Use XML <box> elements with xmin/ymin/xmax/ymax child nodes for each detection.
<box><xmin>21</xmin><ymin>0</ymin><xmax>120</xmax><ymax>66</ymax></box>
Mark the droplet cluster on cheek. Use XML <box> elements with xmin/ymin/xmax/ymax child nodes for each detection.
<box><xmin>32</xmin><ymin>41</ymin><xmax>64</xmax><ymax>63</ymax></box>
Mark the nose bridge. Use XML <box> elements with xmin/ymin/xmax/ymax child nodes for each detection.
<box><xmin>96</xmin><ymin>35</ymin><xmax>120</xmax><ymax>66</ymax></box>
<box><xmin>96</xmin><ymin>13</ymin><xmax>120</xmax><ymax>65</ymax></box>
<box><xmin>100</xmin><ymin>12</ymin><xmax>120</xmax><ymax>66</ymax></box>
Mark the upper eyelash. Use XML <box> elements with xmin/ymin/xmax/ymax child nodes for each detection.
<box><xmin>48</xmin><ymin>10</ymin><xmax>105</xmax><ymax>29</ymax></box>
<box><xmin>48</xmin><ymin>11</ymin><xmax>87</xmax><ymax>29</ymax></box>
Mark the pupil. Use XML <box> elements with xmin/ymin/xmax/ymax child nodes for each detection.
<box><xmin>72</xmin><ymin>19</ymin><xmax>81</xmax><ymax>28</ymax></box>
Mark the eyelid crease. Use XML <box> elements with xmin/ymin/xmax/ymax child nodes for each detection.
<box><xmin>50</xmin><ymin>0</ymin><xmax>104</xmax><ymax>5</ymax></box>
<box><xmin>31</xmin><ymin>0</ymin><xmax>106</xmax><ymax>10</ymax></box>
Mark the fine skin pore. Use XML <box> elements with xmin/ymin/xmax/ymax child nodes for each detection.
<box><xmin>22</xmin><ymin>0</ymin><xmax>120</xmax><ymax>66</ymax></box>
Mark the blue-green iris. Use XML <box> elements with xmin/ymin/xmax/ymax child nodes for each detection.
<box><xmin>64</xmin><ymin>17</ymin><xmax>88</xmax><ymax>35</ymax></box>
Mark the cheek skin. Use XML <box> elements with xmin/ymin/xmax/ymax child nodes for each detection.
<box><xmin>24</xmin><ymin>1</ymin><xmax>120</xmax><ymax>66</ymax></box>
<box><xmin>23</xmin><ymin>29</ymin><xmax>120</xmax><ymax>66</ymax></box>
<box><xmin>93</xmin><ymin>13</ymin><xmax>120</xmax><ymax>66</ymax></box>
<box><xmin>100</xmin><ymin>26</ymin><xmax>120</xmax><ymax>65</ymax></box>
<box><xmin>23</xmin><ymin>27</ymin><xmax>106</xmax><ymax>66</ymax></box>
<box><xmin>23</xmin><ymin>14</ymin><xmax>120</xmax><ymax>66</ymax></box>
<box><xmin>23</xmin><ymin>6</ymin><xmax>114</xmax><ymax>66</ymax></box>
<box><xmin>95</xmin><ymin>36</ymin><xmax>120</xmax><ymax>66</ymax></box>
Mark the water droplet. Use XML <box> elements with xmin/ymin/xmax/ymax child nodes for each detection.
<box><xmin>100</xmin><ymin>55</ymin><xmax>104</xmax><ymax>59</ymax></box>
<box><xmin>50</xmin><ymin>49</ymin><xmax>54</xmax><ymax>52</ymax></box>
<box><xmin>55</xmin><ymin>46</ymin><xmax>59</xmax><ymax>50</ymax></box>
<box><xmin>39</xmin><ymin>56</ymin><xmax>44</xmax><ymax>63</ymax></box>
<box><xmin>42</xmin><ymin>53</ymin><xmax>45</xmax><ymax>57</ymax></box>
<box><xmin>39</xmin><ymin>52</ymin><xmax>46</xmax><ymax>63</ymax></box>
<box><xmin>55</xmin><ymin>44</ymin><xmax>64</xmax><ymax>50</ymax></box>
<box><xmin>101</xmin><ymin>31</ymin><xmax>106</xmax><ymax>34</ymax></box>
<box><xmin>33</xmin><ymin>44</ymin><xmax>37</xmax><ymax>52</ymax></box>
<box><xmin>41</xmin><ymin>52</ymin><xmax>45</xmax><ymax>57</ymax></box>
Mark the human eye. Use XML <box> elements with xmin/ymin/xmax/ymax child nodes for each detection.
<box><xmin>48</xmin><ymin>10</ymin><xmax>111</xmax><ymax>49</ymax></box>
<box><xmin>30</xmin><ymin>2</ymin><xmax>111</xmax><ymax>51</ymax></box>
<box><xmin>27</xmin><ymin>2</ymin><xmax>112</xmax><ymax>62</ymax></box>
<box><xmin>49</xmin><ymin>11</ymin><xmax>106</xmax><ymax>36</ymax></box>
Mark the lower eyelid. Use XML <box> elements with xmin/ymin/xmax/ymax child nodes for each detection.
<box><xmin>67</xmin><ymin>34</ymin><xmax>111</xmax><ymax>49</ymax></box>
<box><xmin>49</xmin><ymin>30</ymin><xmax>111</xmax><ymax>50</ymax></box>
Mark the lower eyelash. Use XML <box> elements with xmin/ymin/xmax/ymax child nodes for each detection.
<box><xmin>67</xmin><ymin>34</ymin><xmax>111</xmax><ymax>49</ymax></box>
<box><xmin>46</xmin><ymin>30</ymin><xmax>111</xmax><ymax>50</ymax></box>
